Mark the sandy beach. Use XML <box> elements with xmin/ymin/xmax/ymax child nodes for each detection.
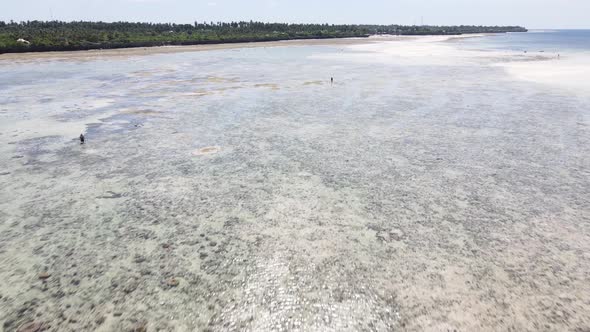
<box><xmin>0</xmin><ymin>34</ymin><xmax>492</xmax><ymax>63</ymax></box>
<box><xmin>0</xmin><ymin>37</ymin><xmax>377</xmax><ymax>62</ymax></box>
<box><xmin>1</xmin><ymin>35</ymin><xmax>589</xmax><ymax>331</ymax></box>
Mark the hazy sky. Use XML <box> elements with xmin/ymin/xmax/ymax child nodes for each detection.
<box><xmin>1</xmin><ymin>0</ymin><xmax>589</xmax><ymax>29</ymax></box>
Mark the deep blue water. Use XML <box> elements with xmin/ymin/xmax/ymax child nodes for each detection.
<box><xmin>454</xmin><ymin>30</ymin><xmax>590</xmax><ymax>53</ymax></box>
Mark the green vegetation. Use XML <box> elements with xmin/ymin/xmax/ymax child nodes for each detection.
<box><xmin>0</xmin><ymin>21</ymin><xmax>527</xmax><ymax>53</ymax></box>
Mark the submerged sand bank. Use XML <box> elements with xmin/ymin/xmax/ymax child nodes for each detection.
<box><xmin>499</xmin><ymin>53</ymin><xmax>590</xmax><ymax>95</ymax></box>
<box><xmin>312</xmin><ymin>34</ymin><xmax>590</xmax><ymax>96</ymax></box>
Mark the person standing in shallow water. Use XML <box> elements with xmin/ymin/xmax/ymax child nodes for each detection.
<box><xmin>79</xmin><ymin>133</ymin><xmax>85</xmax><ymax>144</ymax></box>
<box><xmin>331</xmin><ymin>77</ymin><xmax>334</xmax><ymax>85</ymax></box>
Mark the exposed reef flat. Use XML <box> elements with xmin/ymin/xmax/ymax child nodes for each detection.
<box><xmin>0</xmin><ymin>36</ymin><xmax>589</xmax><ymax>331</ymax></box>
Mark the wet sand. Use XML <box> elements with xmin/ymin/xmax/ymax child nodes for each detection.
<box><xmin>0</xmin><ymin>36</ymin><xmax>589</xmax><ymax>331</ymax></box>
<box><xmin>500</xmin><ymin>53</ymin><xmax>590</xmax><ymax>94</ymax></box>
<box><xmin>0</xmin><ymin>37</ymin><xmax>377</xmax><ymax>62</ymax></box>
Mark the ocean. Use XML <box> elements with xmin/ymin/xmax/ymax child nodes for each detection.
<box><xmin>454</xmin><ymin>29</ymin><xmax>590</xmax><ymax>53</ymax></box>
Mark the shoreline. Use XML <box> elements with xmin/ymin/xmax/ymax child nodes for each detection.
<box><xmin>0</xmin><ymin>37</ymin><xmax>376</xmax><ymax>62</ymax></box>
<box><xmin>4</xmin><ymin>31</ymin><xmax>586</xmax><ymax>95</ymax></box>
<box><xmin>0</xmin><ymin>33</ymin><xmax>504</xmax><ymax>62</ymax></box>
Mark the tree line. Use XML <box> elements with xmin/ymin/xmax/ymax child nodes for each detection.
<box><xmin>0</xmin><ymin>21</ymin><xmax>527</xmax><ymax>53</ymax></box>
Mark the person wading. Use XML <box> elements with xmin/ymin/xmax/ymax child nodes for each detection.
<box><xmin>80</xmin><ymin>133</ymin><xmax>85</xmax><ymax>144</ymax></box>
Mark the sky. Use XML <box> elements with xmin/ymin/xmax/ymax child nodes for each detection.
<box><xmin>1</xmin><ymin>0</ymin><xmax>589</xmax><ymax>29</ymax></box>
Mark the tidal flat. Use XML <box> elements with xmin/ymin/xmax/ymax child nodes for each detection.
<box><xmin>0</xmin><ymin>37</ymin><xmax>589</xmax><ymax>331</ymax></box>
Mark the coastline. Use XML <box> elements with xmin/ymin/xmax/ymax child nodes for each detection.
<box><xmin>1</xmin><ymin>29</ymin><xmax>590</xmax><ymax>332</ymax></box>
<box><xmin>0</xmin><ymin>22</ymin><xmax>527</xmax><ymax>57</ymax></box>
<box><xmin>3</xmin><ymin>31</ymin><xmax>587</xmax><ymax>96</ymax></box>
<box><xmin>0</xmin><ymin>37</ymin><xmax>376</xmax><ymax>62</ymax></box>
<box><xmin>0</xmin><ymin>33</ymin><xmax>501</xmax><ymax>62</ymax></box>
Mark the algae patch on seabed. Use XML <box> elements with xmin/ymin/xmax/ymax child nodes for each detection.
<box><xmin>96</xmin><ymin>191</ymin><xmax>123</xmax><ymax>199</ymax></box>
<box><xmin>216</xmin><ymin>86</ymin><xmax>243</xmax><ymax>92</ymax></box>
<box><xmin>184</xmin><ymin>90</ymin><xmax>214</xmax><ymax>97</ymax></box>
<box><xmin>192</xmin><ymin>146</ymin><xmax>221</xmax><ymax>156</ymax></box>
<box><xmin>182</xmin><ymin>87</ymin><xmax>244</xmax><ymax>98</ymax></box>
<box><xmin>303</xmin><ymin>80</ymin><xmax>324</xmax><ymax>86</ymax></box>
<box><xmin>205</xmin><ymin>76</ymin><xmax>240</xmax><ymax>83</ymax></box>
<box><xmin>254</xmin><ymin>83</ymin><xmax>280</xmax><ymax>90</ymax></box>
<box><xmin>129</xmin><ymin>70</ymin><xmax>154</xmax><ymax>78</ymax></box>
<box><xmin>121</xmin><ymin>109</ymin><xmax>162</xmax><ymax>116</ymax></box>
